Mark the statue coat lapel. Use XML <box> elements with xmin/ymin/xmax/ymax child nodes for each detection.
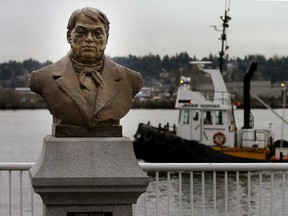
<box><xmin>50</xmin><ymin>55</ymin><xmax>123</xmax><ymax>126</ymax></box>
<box><xmin>94</xmin><ymin>57</ymin><xmax>123</xmax><ymax>115</ymax></box>
<box><xmin>51</xmin><ymin>55</ymin><xmax>93</xmax><ymax>127</ymax></box>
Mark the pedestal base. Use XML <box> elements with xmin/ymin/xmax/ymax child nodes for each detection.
<box><xmin>30</xmin><ymin>136</ymin><xmax>148</xmax><ymax>216</ymax></box>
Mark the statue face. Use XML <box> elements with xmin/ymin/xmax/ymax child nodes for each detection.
<box><xmin>69</xmin><ymin>13</ymin><xmax>108</xmax><ymax>63</ymax></box>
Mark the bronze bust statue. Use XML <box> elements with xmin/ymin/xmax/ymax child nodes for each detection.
<box><xmin>29</xmin><ymin>7</ymin><xmax>143</xmax><ymax>137</ymax></box>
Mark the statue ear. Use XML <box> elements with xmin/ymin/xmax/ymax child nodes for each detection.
<box><xmin>106</xmin><ymin>33</ymin><xmax>109</xmax><ymax>44</ymax></box>
<box><xmin>67</xmin><ymin>31</ymin><xmax>71</xmax><ymax>44</ymax></box>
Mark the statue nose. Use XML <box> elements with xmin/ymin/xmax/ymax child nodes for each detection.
<box><xmin>85</xmin><ymin>32</ymin><xmax>93</xmax><ymax>42</ymax></box>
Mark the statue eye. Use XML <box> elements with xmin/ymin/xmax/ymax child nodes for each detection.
<box><xmin>95</xmin><ymin>32</ymin><xmax>102</xmax><ymax>39</ymax></box>
<box><xmin>93</xmin><ymin>29</ymin><xmax>104</xmax><ymax>39</ymax></box>
<box><xmin>75</xmin><ymin>27</ymin><xmax>87</xmax><ymax>37</ymax></box>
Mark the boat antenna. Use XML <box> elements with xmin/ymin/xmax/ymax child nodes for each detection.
<box><xmin>219</xmin><ymin>0</ymin><xmax>232</xmax><ymax>73</ymax></box>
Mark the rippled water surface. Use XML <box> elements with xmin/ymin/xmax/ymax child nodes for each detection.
<box><xmin>1</xmin><ymin>108</ymin><xmax>288</xmax><ymax>162</ymax></box>
<box><xmin>0</xmin><ymin>109</ymin><xmax>288</xmax><ymax>215</ymax></box>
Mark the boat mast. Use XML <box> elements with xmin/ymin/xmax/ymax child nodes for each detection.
<box><xmin>219</xmin><ymin>0</ymin><xmax>231</xmax><ymax>73</ymax></box>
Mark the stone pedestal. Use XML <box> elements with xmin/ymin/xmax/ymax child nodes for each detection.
<box><xmin>30</xmin><ymin>135</ymin><xmax>149</xmax><ymax>216</ymax></box>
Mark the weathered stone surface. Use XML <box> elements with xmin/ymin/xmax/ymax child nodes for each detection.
<box><xmin>30</xmin><ymin>136</ymin><xmax>148</xmax><ymax>205</ymax></box>
<box><xmin>30</xmin><ymin>136</ymin><xmax>148</xmax><ymax>215</ymax></box>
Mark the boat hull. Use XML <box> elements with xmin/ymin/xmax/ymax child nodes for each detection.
<box><xmin>133</xmin><ymin>123</ymin><xmax>268</xmax><ymax>163</ymax></box>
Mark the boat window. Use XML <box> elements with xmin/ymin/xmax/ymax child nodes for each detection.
<box><xmin>178</xmin><ymin>110</ymin><xmax>182</xmax><ymax>124</ymax></box>
<box><xmin>204</xmin><ymin>111</ymin><xmax>213</xmax><ymax>125</ymax></box>
<box><xmin>193</xmin><ymin>112</ymin><xmax>199</xmax><ymax>121</ymax></box>
<box><xmin>216</xmin><ymin>111</ymin><xmax>223</xmax><ymax>125</ymax></box>
<box><xmin>183</xmin><ymin>110</ymin><xmax>189</xmax><ymax>124</ymax></box>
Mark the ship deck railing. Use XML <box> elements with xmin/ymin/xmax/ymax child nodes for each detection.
<box><xmin>1</xmin><ymin>162</ymin><xmax>288</xmax><ymax>216</ymax></box>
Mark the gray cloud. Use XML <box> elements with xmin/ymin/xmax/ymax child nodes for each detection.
<box><xmin>1</xmin><ymin>0</ymin><xmax>288</xmax><ymax>63</ymax></box>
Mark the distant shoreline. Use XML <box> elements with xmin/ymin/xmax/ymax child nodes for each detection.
<box><xmin>0</xmin><ymin>99</ymin><xmax>286</xmax><ymax>110</ymax></box>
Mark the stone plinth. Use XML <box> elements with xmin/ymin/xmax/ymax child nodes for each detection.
<box><xmin>30</xmin><ymin>135</ymin><xmax>149</xmax><ymax>216</ymax></box>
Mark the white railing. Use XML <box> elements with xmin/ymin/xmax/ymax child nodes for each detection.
<box><xmin>0</xmin><ymin>163</ymin><xmax>39</xmax><ymax>216</ymax></box>
<box><xmin>1</xmin><ymin>163</ymin><xmax>288</xmax><ymax>216</ymax></box>
<box><xmin>138</xmin><ymin>163</ymin><xmax>288</xmax><ymax>216</ymax></box>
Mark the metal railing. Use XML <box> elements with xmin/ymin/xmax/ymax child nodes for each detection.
<box><xmin>1</xmin><ymin>162</ymin><xmax>288</xmax><ymax>216</ymax></box>
<box><xmin>0</xmin><ymin>163</ymin><xmax>39</xmax><ymax>216</ymax></box>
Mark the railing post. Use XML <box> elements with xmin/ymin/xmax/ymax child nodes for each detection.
<box><xmin>202</xmin><ymin>171</ymin><xmax>205</xmax><ymax>216</ymax></box>
<box><xmin>213</xmin><ymin>171</ymin><xmax>216</xmax><ymax>216</ymax></box>
<box><xmin>271</xmin><ymin>172</ymin><xmax>274</xmax><ymax>215</ymax></box>
<box><xmin>225</xmin><ymin>171</ymin><xmax>228</xmax><ymax>216</ymax></box>
<box><xmin>248</xmin><ymin>171</ymin><xmax>251</xmax><ymax>215</ymax></box>
<box><xmin>168</xmin><ymin>171</ymin><xmax>171</xmax><ymax>216</ymax></box>
<box><xmin>259</xmin><ymin>172</ymin><xmax>262</xmax><ymax>216</ymax></box>
<box><xmin>156</xmin><ymin>171</ymin><xmax>159</xmax><ymax>216</ymax></box>
<box><xmin>236</xmin><ymin>171</ymin><xmax>239</xmax><ymax>216</ymax></box>
<box><xmin>282</xmin><ymin>171</ymin><xmax>285</xmax><ymax>216</ymax></box>
<box><xmin>179</xmin><ymin>172</ymin><xmax>182</xmax><ymax>216</ymax></box>
<box><xmin>190</xmin><ymin>171</ymin><xmax>194</xmax><ymax>216</ymax></box>
<box><xmin>9</xmin><ymin>171</ymin><xmax>11</xmax><ymax>216</ymax></box>
<box><xmin>31</xmin><ymin>187</ymin><xmax>34</xmax><ymax>216</ymax></box>
<box><xmin>0</xmin><ymin>172</ymin><xmax>1</xmax><ymax>216</ymax></box>
<box><xmin>20</xmin><ymin>171</ymin><xmax>23</xmax><ymax>216</ymax></box>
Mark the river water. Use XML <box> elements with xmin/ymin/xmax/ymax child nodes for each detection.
<box><xmin>0</xmin><ymin>108</ymin><xmax>288</xmax><ymax>162</ymax></box>
<box><xmin>0</xmin><ymin>109</ymin><xmax>288</xmax><ymax>215</ymax></box>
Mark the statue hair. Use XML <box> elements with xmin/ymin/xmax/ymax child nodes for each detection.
<box><xmin>67</xmin><ymin>7</ymin><xmax>110</xmax><ymax>40</ymax></box>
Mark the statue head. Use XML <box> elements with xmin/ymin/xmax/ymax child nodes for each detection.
<box><xmin>66</xmin><ymin>7</ymin><xmax>110</xmax><ymax>63</ymax></box>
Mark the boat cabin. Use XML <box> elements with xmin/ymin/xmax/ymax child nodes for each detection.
<box><xmin>175</xmin><ymin>68</ymin><xmax>272</xmax><ymax>150</ymax></box>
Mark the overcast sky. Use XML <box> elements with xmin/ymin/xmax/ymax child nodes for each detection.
<box><xmin>1</xmin><ymin>0</ymin><xmax>288</xmax><ymax>63</ymax></box>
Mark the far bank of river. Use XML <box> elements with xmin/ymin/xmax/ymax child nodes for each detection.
<box><xmin>0</xmin><ymin>87</ymin><xmax>287</xmax><ymax>109</ymax></box>
<box><xmin>1</xmin><ymin>97</ymin><xmax>287</xmax><ymax>110</ymax></box>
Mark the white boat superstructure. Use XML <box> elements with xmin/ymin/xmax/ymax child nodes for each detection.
<box><xmin>175</xmin><ymin>67</ymin><xmax>272</xmax><ymax>154</ymax></box>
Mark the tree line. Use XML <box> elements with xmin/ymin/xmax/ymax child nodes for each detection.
<box><xmin>0</xmin><ymin>59</ymin><xmax>52</xmax><ymax>88</ymax></box>
<box><xmin>115</xmin><ymin>53</ymin><xmax>288</xmax><ymax>85</ymax></box>
<box><xmin>1</xmin><ymin>53</ymin><xmax>288</xmax><ymax>89</ymax></box>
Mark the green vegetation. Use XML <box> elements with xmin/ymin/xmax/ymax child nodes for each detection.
<box><xmin>1</xmin><ymin>53</ymin><xmax>288</xmax><ymax>88</ymax></box>
<box><xmin>0</xmin><ymin>59</ymin><xmax>52</xmax><ymax>88</ymax></box>
<box><xmin>113</xmin><ymin>53</ymin><xmax>288</xmax><ymax>84</ymax></box>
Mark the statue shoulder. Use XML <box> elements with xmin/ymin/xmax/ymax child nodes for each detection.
<box><xmin>107</xmin><ymin>58</ymin><xmax>144</xmax><ymax>95</ymax></box>
<box><xmin>28</xmin><ymin>55</ymin><xmax>70</xmax><ymax>94</ymax></box>
<box><xmin>28</xmin><ymin>62</ymin><xmax>55</xmax><ymax>94</ymax></box>
<box><xmin>29</xmin><ymin>67</ymin><xmax>48</xmax><ymax>94</ymax></box>
<box><xmin>123</xmin><ymin>67</ymin><xmax>144</xmax><ymax>95</ymax></box>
